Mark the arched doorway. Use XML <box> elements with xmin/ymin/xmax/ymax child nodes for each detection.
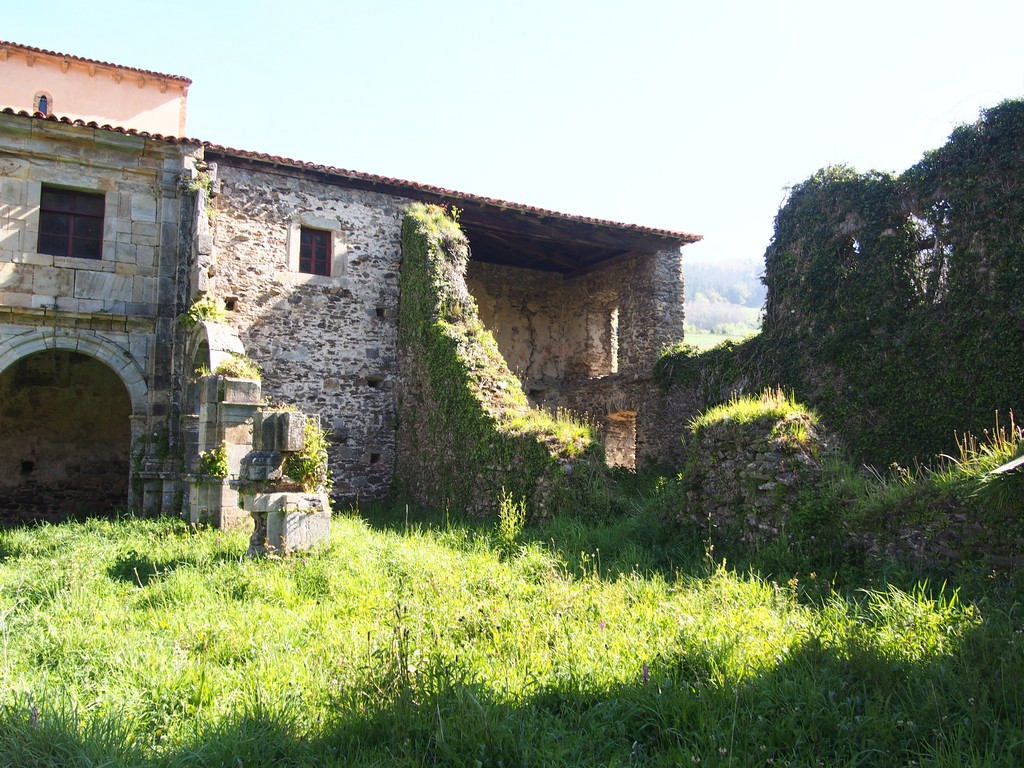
<box><xmin>0</xmin><ymin>350</ymin><xmax>133</xmax><ymax>524</ymax></box>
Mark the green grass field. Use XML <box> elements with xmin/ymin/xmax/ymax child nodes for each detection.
<box><xmin>684</xmin><ymin>329</ymin><xmax>759</xmax><ymax>350</ymax></box>
<box><xmin>0</xmin><ymin>502</ymin><xmax>1020</xmax><ymax>767</ymax></box>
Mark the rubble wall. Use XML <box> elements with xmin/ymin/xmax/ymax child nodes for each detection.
<box><xmin>466</xmin><ymin>247</ymin><xmax>685</xmax><ymax>470</ymax></box>
<box><xmin>205</xmin><ymin>157</ymin><xmax>409</xmax><ymax>502</ymax></box>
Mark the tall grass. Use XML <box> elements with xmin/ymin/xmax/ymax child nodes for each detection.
<box><xmin>0</xmin><ymin>509</ymin><xmax>1019</xmax><ymax>766</ymax></box>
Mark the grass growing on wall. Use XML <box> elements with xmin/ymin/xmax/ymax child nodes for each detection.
<box><xmin>688</xmin><ymin>387</ymin><xmax>816</xmax><ymax>432</ymax></box>
<box><xmin>396</xmin><ymin>203</ymin><xmax>602</xmax><ymax>516</ymax></box>
<box><xmin>0</xmin><ymin>514</ymin><xmax>1019</xmax><ymax>767</ymax></box>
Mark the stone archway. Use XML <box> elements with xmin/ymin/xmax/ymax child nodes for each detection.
<box><xmin>0</xmin><ymin>348</ymin><xmax>135</xmax><ymax>523</ymax></box>
<box><xmin>0</xmin><ymin>329</ymin><xmax>149</xmax><ymax>414</ymax></box>
<box><xmin>0</xmin><ymin>329</ymin><xmax>149</xmax><ymax>523</ymax></box>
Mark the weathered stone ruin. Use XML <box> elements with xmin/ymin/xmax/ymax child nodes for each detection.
<box><xmin>679</xmin><ymin>393</ymin><xmax>836</xmax><ymax>545</ymax></box>
<box><xmin>0</xmin><ymin>41</ymin><xmax>701</xmax><ymax>528</ymax></box>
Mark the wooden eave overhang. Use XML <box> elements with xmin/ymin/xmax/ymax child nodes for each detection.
<box><xmin>205</xmin><ymin>147</ymin><xmax>702</xmax><ymax>276</ymax></box>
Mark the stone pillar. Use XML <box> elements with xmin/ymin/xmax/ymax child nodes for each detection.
<box><xmin>188</xmin><ymin>374</ymin><xmax>261</xmax><ymax>530</ymax></box>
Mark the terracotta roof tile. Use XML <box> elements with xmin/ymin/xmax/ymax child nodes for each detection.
<box><xmin>0</xmin><ymin>108</ymin><xmax>701</xmax><ymax>244</ymax></box>
<box><xmin>200</xmin><ymin>141</ymin><xmax>702</xmax><ymax>243</ymax></box>
<box><xmin>0</xmin><ymin>40</ymin><xmax>191</xmax><ymax>84</ymax></box>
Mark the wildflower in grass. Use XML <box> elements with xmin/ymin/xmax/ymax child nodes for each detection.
<box><xmin>642</xmin><ymin>664</ymin><xmax>649</xmax><ymax>685</ymax></box>
<box><xmin>29</xmin><ymin>706</ymin><xmax>38</xmax><ymax>727</ymax></box>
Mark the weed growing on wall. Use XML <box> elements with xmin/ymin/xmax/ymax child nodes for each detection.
<box><xmin>196</xmin><ymin>444</ymin><xmax>228</xmax><ymax>478</ymax></box>
<box><xmin>180</xmin><ymin>294</ymin><xmax>226</xmax><ymax>329</ymax></box>
<box><xmin>688</xmin><ymin>387</ymin><xmax>814</xmax><ymax>432</ymax></box>
<box><xmin>283</xmin><ymin>418</ymin><xmax>332</xmax><ymax>493</ymax></box>
<box><xmin>213</xmin><ymin>354</ymin><xmax>261</xmax><ymax>381</ymax></box>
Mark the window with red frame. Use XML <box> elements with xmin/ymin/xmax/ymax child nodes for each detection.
<box><xmin>299</xmin><ymin>227</ymin><xmax>331</xmax><ymax>276</ymax></box>
<box><xmin>38</xmin><ymin>186</ymin><xmax>105</xmax><ymax>260</ymax></box>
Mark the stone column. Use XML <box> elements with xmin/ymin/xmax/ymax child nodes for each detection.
<box><xmin>188</xmin><ymin>374</ymin><xmax>260</xmax><ymax>530</ymax></box>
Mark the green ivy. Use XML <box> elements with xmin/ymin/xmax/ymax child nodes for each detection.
<box><xmin>659</xmin><ymin>99</ymin><xmax>1024</xmax><ymax>466</ymax></box>
<box><xmin>395</xmin><ymin>203</ymin><xmax>605</xmax><ymax>518</ymax></box>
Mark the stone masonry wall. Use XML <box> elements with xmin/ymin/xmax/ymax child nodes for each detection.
<box><xmin>0</xmin><ymin>113</ymin><xmax>197</xmax><ymax>514</ymax></box>
<box><xmin>467</xmin><ymin>247</ymin><xmax>685</xmax><ymax>470</ymax></box>
<box><xmin>205</xmin><ymin>157</ymin><xmax>410</xmax><ymax>502</ymax></box>
<box><xmin>467</xmin><ymin>261</ymin><xmax>614</xmax><ymax>386</ymax></box>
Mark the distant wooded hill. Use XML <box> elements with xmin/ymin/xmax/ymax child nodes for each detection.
<box><xmin>684</xmin><ymin>258</ymin><xmax>766</xmax><ymax>307</ymax></box>
<box><xmin>683</xmin><ymin>257</ymin><xmax>765</xmax><ymax>343</ymax></box>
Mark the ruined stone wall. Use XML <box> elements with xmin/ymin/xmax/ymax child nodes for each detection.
<box><xmin>0</xmin><ymin>113</ymin><xmax>196</xmax><ymax>515</ymax></box>
<box><xmin>467</xmin><ymin>262</ymin><xmax>605</xmax><ymax>386</ymax></box>
<box><xmin>467</xmin><ymin>247</ymin><xmax>685</xmax><ymax>469</ymax></box>
<box><xmin>395</xmin><ymin>204</ymin><xmax>604</xmax><ymax>517</ymax></box>
<box><xmin>205</xmin><ymin>158</ymin><xmax>408</xmax><ymax>502</ymax></box>
<box><xmin>614</xmin><ymin>247</ymin><xmax>686</xmax><ymax>377</ymax></box>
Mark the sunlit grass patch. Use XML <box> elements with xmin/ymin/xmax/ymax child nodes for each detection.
<box><xmin>688</xmin><ymin>387</ymin><xmax>817</xmax><ymax>432</ymax></box>
<box><xmin>0</xmin><ymin>512</ymin><xmax>1018</xmax><ymax>767</ymax></box>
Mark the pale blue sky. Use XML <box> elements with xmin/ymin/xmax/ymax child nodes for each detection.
<box><xmin>5</xmin><ymin>1</ymin><xmax>1024</xmax><ymax>266</ymax></box>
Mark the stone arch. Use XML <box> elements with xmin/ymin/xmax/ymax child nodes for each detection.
<box><xmin>184</xmin><ymin>321</ymin><xmax>246</xmax><ymax>412</ymax></box>
<box><xmin>0</xmin><ymin>330</ymin><xmax>144</xmax><ymax>523</ymax></box>
<box><xmin>0</xmin><ymin>328</ymin><xmax>148</xmax><ymax>415</ymax></box>
<box><xmin>186</xmin><ymin>320</ymin><xmax>246</xmax><ymax>375</ymax></box>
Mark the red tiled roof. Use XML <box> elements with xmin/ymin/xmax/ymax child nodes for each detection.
<box><xmin>201</xmin><ymin>142</ymin><xmax>703</xmax><ymax>244</ymax></box>
<box><xmin>0</xmin><ymin>108</ymin><xmax>701</xmax><ymax>244</ymax></box>
<box><xmin>0</xmin><ymin>40</ymin><xmax>191</xmax><ymax>84</ymax></box>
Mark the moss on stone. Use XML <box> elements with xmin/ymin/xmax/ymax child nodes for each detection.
<box><xmin>394</xmin><ymin>203</ymin><xmax>605</xmax><ymax>518</ymax></box>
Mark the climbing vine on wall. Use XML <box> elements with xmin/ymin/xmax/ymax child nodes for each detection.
<box><xmin>395</xmin><ymin>203</ymin><xmax>604</xmax><ymax>517</ymax></box>
<box><xmin>660</xmin><ymin>99</ymin><xmax>1024</xmax><ymax>465</ymax></box>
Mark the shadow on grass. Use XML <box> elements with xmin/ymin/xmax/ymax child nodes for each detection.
<box><xmin>1</xmin><ymin>611</ymin><xmax>1020</xmax><ymax>768</ymax></box>
<box><xmin>353</xmin><ymin>496</ymin><xmax>708</xmax><ymax>584</ymax></box>
<box><xmin>106</xmin><ymin>549</ymin><xmax>242</xmax><ymax>587</ymax></box>
<box><xmin>353</xmin><ymin>493</ymin><xmax>1023</xmax><ymax>607</ymax></box>
<box><xmin>0</xmin><ymin>506</ymin><xmax>1019</xmax><ymax>765</ymax></box>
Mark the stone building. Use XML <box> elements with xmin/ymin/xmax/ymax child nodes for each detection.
<box><xmin>0</xmin><ymin>42</ymin><xmax>699</xmax><ymax>523</ymax></box>
<box><xmin>0</xmin><ymin>40</ymin><xmax>190</xmax><ymax>136</ymax></box>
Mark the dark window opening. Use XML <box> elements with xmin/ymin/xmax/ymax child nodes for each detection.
<box><xmin>224</xmin><ymin>296</ymin><xmax>238</xmax><ymax>311</ymax></box>
<box><xmin>375</xmin><ymin>306</ymin><xmax>386</xmax><ymax>319</ymax></box>
<box><xmin>21</xmin><ymin>460</ymin><xmax>35</xmax><ymax>475</ymax></box>
<box><xmin>299</xmin><ymin>227</ymin><xmax>331</xmax><ymax>276</ymax></box>
<box><xmin>38</xmin><ymin>186</ymin><xmax>104</xmax><ymax>260</ymax></box>
<box><xmin>369</xmin><ymin>453</ymin><xmax>381</xmax><ymax>465</ymax></box>
<box><xmin>366</xmin><ymin>375</ymin><xmax>384</xmax><ymax>389</ymax></box>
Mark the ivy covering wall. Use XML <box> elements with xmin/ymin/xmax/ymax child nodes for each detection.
<box><xmin>659</xmin><ymin>99</ymin><xmax>1024</xmax><ymax>465</ymax></box>
<box><xmin>394</xmin><ymin>204</ymin><xmax>605</xmax><ymax>516</ymax></box>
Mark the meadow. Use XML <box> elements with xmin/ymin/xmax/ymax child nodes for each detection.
<box><xmin>0</xmin><ymin>493</ymin><xmax>1021</xmax><ymax>767</ymax></box>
